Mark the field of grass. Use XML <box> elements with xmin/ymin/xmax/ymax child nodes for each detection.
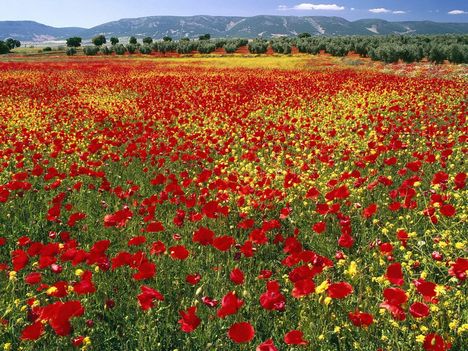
<box><xmin>0</xmin><ymin>55</ymin><xmax>466</xmax><ymax>351</ymax></box>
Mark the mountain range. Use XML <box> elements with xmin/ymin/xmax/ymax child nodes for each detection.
<box><xmin>1</xmin><ymin>16</ymin><xmax>468</xmax><ymax>42</ymax></box>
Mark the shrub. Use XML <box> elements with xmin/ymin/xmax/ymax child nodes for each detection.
<box><xmin>428</xmin><ymin>45</ymin><xmax>447</xmax><ymax>64</ymax></box>
<box><xmin>139</xmin><ymin>45</ymin><xmax>153</xmax><ymax>55</ymax></box>
<box><xmin>224</xmin><ymin>42</ymin><xmax>238</xmax><ymax>54</ymax></box>
<box><xmin>198</xmin><ymin>42</ymin><xmax>216</xmax><ymax>54</ymax></box>
<box><xmin>83</xmin><ymin>46</ymin><xmax>100</xmax><ymax>56</ymax></box>
<box><xmin>126</xmin><ymin>44</ymin><xmax>137</xmax><ymax>54</ymax></box>
<box><xmin>66</xmin><ymin>47</ymin><xmax>77</xmax><ymax>56</ymax></box>
<box><xmin>248</xmin><ymin>39</ymin><xmax>269</xmax><ymax>54</ymax></box>
<box><xmin>114</xmin><ymin>44</ymin><xmax>127</xmax><ymax>55</ymax></box>
<box><xmin>100</xmin><ymin>46</ymin><xmax>113</xmax><ymax>55</ymax></box>
<box><xmin>42</xmin><ymin>47</ymin><xmax>52</xmax><ymax>52</ymax></box>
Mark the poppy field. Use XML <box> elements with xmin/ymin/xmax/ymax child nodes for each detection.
<box><xmin>0</xmin><ymin>56</ymin><xmax>467</xmax><ymax>351</ymax></box>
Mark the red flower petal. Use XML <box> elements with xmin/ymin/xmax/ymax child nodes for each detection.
<box><xmin>228</xmin><ymin>322</ymin><xmax>255</xmax><ymax>343</ymax></box>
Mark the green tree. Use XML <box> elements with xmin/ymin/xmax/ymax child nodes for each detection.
<box><xmin>199</xmin><ymin>34</ymin><xmax>211</xmax><ymax>41</ymax></box>
<box><xmin>298</xmin><ymin>32</ymin><xmax>312</xmax><ymax>39</ymax></box>
<box><xmin>129</xmin><ymin>36</ymin><xmax>138</xmax><ymax>45</ymax></box>
<box><xmin>163</xmin><ymin>36</ymin><xmax>172</xmax><ymax>42</ymax></box>
<box><xmin>66</xmin><ymin>37</ymin><xmax>82</xmax><ymax>47</ymax></box>
<box><xmin>198</xmin><ymin>41</ymin><xmax>216</xmax><ymax>54</ymax></box>
<box><xmin>428</xmin><ymin>45</ymin><xmax>446</xmax><ymax>64</ymax></box>
<box><xmin>0</xmin><ymin>41</ymin><xmax>10</xmax><ymax>54</ymax></box>
<box><xmin>248</xmin><ymin>39</ymin><xmax>269</xmax><ymax>54</ymax></box>
<box><xmin>224</xmin><ymin>42</ymin><xmax>238</xmax><ymax>54</ymax></box>
<box><xmin>66</xmin><ymin>47</ymin><xmax>77</xmax><ymax>56</ymax></box>
<box><xmin>92</xmin><ymin>35</ymin><xmax>106</xmax><ymax>46</ymax></box>
<box><xmin>5</xmin><ymin>38</ymin><xmax>21</xmax><ymax>49</ymax></box>
<box><xmin>143</xmin><ymin>37</ymin><xmax>153</xmax><ymax>45</ymax></box>
<box><xmin>83</xmin><ymin>46</ymin><xmax>100</xmax><ymax>55</ymax></box>
<box><xmin>139</xmin><ymin>45</ymin><xmax>152</xmax><ymax>54</ymax></box>
<box><xmin>447</xmin><ymin>44</ymin><xmax>465</xmax><ymax>64</ymax></box>
<box><xmin>114</xmin><ymin>44</ymin><xmax>127</xmax><ymax>55</ymax></box>
<box><xmin>126</xmin><ymin>44</ymin><xmax>137</xmax><ymax>54</ymax></box>
<box><xmin>110</xmin><ymin>37</ymin><xmax>119</xmax><ymax>46</ymax></box>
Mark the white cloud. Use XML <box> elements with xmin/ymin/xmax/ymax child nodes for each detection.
<box><xmin>278</xmin><ymin>5</ymin><xmax>288</xmax><ymax>11</ymax></box>
<box><xmin>369</xmin><ymin>8</ymin><xmax>391</xmax><ymax>14</ymax></box>
<box><xmin>448</xmin><ymin>10</ymin><xmax>467</xmax><ymax>15</ymax></box>
<box><xmin>350</xmin><ymin>8</ymin><xmax>355</xmax><ymax>11</ymax></box>
<box><xmin>393</xmin><ymin>11</ymin><xmax>406</xmax><ymax>14</ymax></box>
<box><xmin>288</xmin><ymin>3</ymin><xmax>345</xmax><ymax>11</ymax></box>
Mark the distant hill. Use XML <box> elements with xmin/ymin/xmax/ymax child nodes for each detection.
<box><xmin>1</xmin><ymin>16</ymin><xmax>468</xmax><ymax>42</ymax></box>
<box><xmin>0</xmin><ymin>21</ymin><xmax>84</xmax><ymax>42</ymax></box>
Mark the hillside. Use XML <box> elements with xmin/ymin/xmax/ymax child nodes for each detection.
<box><xmin>1</xmin><ymin>16</ymin><xmax>468</xmax><ymax>42</ymax></box>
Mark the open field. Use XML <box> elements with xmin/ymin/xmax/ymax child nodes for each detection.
<box><xmin>0</xmin><ymin>55</ymin><xmax>467</xmax><ymax>351</ymax></box>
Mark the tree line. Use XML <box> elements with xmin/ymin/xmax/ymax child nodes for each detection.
<box><xmin>0</xmin><ymin>38</ymin><xmax>21</xmax><ymax>54</ymax></box>
<box><xmin>2</xmin><ymin>32</ymin><xmax>466</xmax><ymax>64</ymax></box>
<box><xmin>63</xmin><ymin>33</ymin><xmax>468</xmax><ymax>64</ymax></box>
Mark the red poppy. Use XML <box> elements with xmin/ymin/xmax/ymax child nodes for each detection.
<box><xmin>186</xmin><ymin>273</ymin><xmax>201</xmax><ymax>285</ymax></box>
<box><xmin>178</xmin><ymin>306</ymin><xmax>201</xmax><ymax>333</ymax></box>
<box><xmin>217</xmin><ymin>291</ymin><xmax>244</xmax><ymax>318</ymax></box>
<box><xmin>257</xmin><ymin>339</ymin><xmax>278</xmax><ymax>351</ymax></box>
<box><xmin>150</xmin><ymin>241</ymin><xmax>166</xmax><ymax>255</ymax></box>
<box><xmin>348</xmin><ymin>310</ymin><xmax>374</xmax><ymax>327</ymax></box>
<box><xmin>201</xmin><ymin>296</ymin><xmax>218</xmax><ymax>307</ymax></box>
<box><xmin>73</xmin><ymin>270</ymin><xmax>96</xmax><ymax>295</ymax></box>
<box><xmin>67</xmin><ymin>212</ymin><xmax>86</xmax><ymax>227</ymax></box>
<box><xmin>12</xmin><ymin>249</ymin><xmax>29</xmax><ymax>272</ymax></box>
<box><xmin>386</xmin><ymin>262</ymin><xmax>404</xmax><ymax>286</ymax></box>
<box><xmin>413</xmin><ymin>279</ymin><xmax>437</xmax><ymax>302</ymax></box>
<box><xmin>448</xmin><ymin>258</ymin><xmax>468</xmax><ymax>281</ymax></box>
<box><xmin>439</xmin><ymin>204</ymin><xmax>456</xmax><ymax>217</ymax></box>
<box><xmin>423</xmin><ymin>333</ymin><xmax>449</xmax><ymax>351</ymax></box>
<box><xmin>409</xmin><ymin>302</ymin><xmax>430</xmax><ymax>318</ymax></box>
<box><xmin>20</xmin><ymin>321</ymin><xmax>44</xmax><ymax>340</ymax></box>
<box><xmin>169</xmin><ymin>245</ymin><xmax>190</xmax><ymax>260</ymax></box>
<box><xmin>284</xmin><ymin>330</ymin><xmax>308</xmax><ymax>345</ymax></box>
<box><xmin>128</xmin><ymin>236</ymin><xmax>147</xmax><ymax>246</ymax></box>
<box><xmin>259</xmin><ymin>280</ymin><xmax>286</xmax><ymax>311</ymax></box>
<box><xmin>25</xmin><ymin>272</ymin><xmax>42</xmax><ymax>285</ymax></box>
<box><xmin>362</xmin><ymin>203</ymin><xmax>378</xmax><ymax>218</ymax></box>
<box><xmin>327</xmin><ymin>282</ymin><xmax>353</xmax><ymax>299</ymax></box>
<box><xmin>192</xmin><ymin>226</ymin><xmax>215</xmax><ymax>246</ymax></box>
<box><xmin>145</xmin><ymin>221</ymin><xmax>165</xmax><ymax>232</ymax></box>
<box><xmin>137</xmin><ymin>285</ymin><xmax>164</xmax><ymax>310</ymax></box>
<box><xmin>230</xmin><ymin>268</ymin><xmax>245</xmax><ymax>285</ymax></box>
<box><xmin>228</xmin><ymin>322</ymin><xmax>255</xmax><ymax>343</ymax></box>
<box><xmin>212</xmin><ymin>235</ymin><xmax>235</xmax><ymax>251</ymax></box>
<box><xmin>104</xmin><ymin>208</ymin><xmax>133</xmax><ymax>228</ymax></box>
<box><xmin>312</xmin><ymin>221</ymin><xmax>326</xmax><ymax>234</ymax></box>
<box><xmin>133</xmin><ymin>261</ymin><xmax>156</xmax><ymax>280</ymax></box>
<box><xmin>292</xmin><ymin>279</ymin><xmax>315</xmax><ymax>298</ymax></box>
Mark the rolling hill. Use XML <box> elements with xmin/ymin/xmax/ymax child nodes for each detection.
<box><xmin>1</xmin><ymin>16</ymin><xmax>468</xmax><ymax>42</ymax></box>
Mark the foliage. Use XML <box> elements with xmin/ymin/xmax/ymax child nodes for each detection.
<box><xmin>0</xmin><ymin>41</ymin><xmax>10</xmax><ymax>54</ymax></box>
<box><xmin>199</xmin><ymin>34</ymin><xmax>211</xmax><ymax>41</ymax></box>
<box><xmin>5</xmin><ymin>38</ymin><xmax>21</xmax><ymax>49</ymax></box>
<box><xmin>139</xmin><ymin>45</ymin><xmax>152</xmax><ymax>55</ymax></box>
<box><xmin>92</xmin><ymin>35</ymin><xmax>106</xmax><ymax>46</ymax></box>
<box><xmin>248</xmin><ymin>39</ymin><xmax>269</xmax><ymax>54</ymax></box>
<box><xmin>142</xmin><ymin>37</ymin><xmax>153</xmax><ymax>45</ymax></box>
<box><xmin>0</xmin><ymin>57</ymin><xmax>466</xmax><ymax>351</ymax></box>
<box><xmin>65</xmin><ymin>47</ymin><xmax>77</xmax><ymax>56</ymax></box>
<box><xmin>110</xmin><ymin>37</ymin><xmax>119</xmax><ymax>46</ymax></box>
<box><xmin>83</xmin><ymin>46</ymin><xmax>100</xmax><ymax>56</ymax></box>
<box><xmin>113</xmin><ymin>44</ymin><xmax>127</xmax><ymax>55</ymax></box>
<box><xmin>66</xmin><ymin>37</ymin><xmax>82</xmax><ymax>48</ymax></box>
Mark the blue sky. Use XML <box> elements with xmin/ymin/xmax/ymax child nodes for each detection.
<box><xmin>1</xmin><ymin>1</ymin><xmax>467</xmax><ymax>27</ymax></box>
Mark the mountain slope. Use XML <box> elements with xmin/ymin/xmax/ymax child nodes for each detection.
<box><xmin>0</xmin><ymin>21</ymin><xmax>84</xmax><ymax>41</ymax></box>
<box><xmin>1</xmin><ymin>16</ymin><xmax>468</xmax><ymax>42</ymax></box>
